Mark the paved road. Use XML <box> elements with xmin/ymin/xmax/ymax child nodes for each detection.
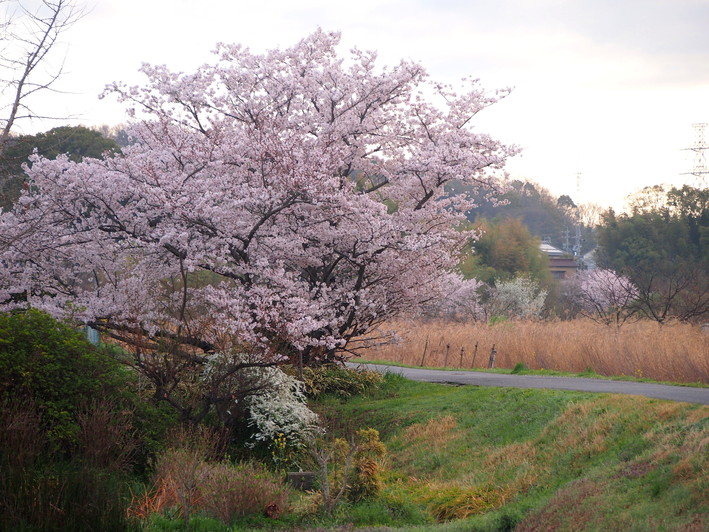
<box><xmin>348</xmin><ymin>363</ymin><xmax>709</xmax><ymax>405</ymax></box>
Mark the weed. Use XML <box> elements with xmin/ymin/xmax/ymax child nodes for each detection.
<box><xmin>413</xmin><ymin>483</ymin><xmax>506</xmax><ymax>521</ymax></box>
<box><xmin>129</xmin><ymin>428</ymin><xmax>290</xmax><ymax>526</ymax></box>
<box><xmin>362</xmin><ymin>318</ymin><xmax>709</xmax><ymax>383</ymax></box>
<box><xmin>511</xmin><ymin>362</ymin><xmax>528</xmax><ymax>374</ymax></box>
<box><xmin>300</xmin><ymin>365</ymin><xmax>384</xmax><ymax>399</ymax></box>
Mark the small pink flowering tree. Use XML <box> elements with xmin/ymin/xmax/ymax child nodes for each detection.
<box><xmin>570</xmin><ymin>269</ymin><xmax>639</xmax><ymax>327</ymax></box>
<box><xmin>426</xmin><ymin>277</ymin><xmax>488</xmax><ymax>322</ymax></box>
<box><xmin>0</xmin><ymin>30</ymin><xmax>514</xmax><ymax>422</ymax></box>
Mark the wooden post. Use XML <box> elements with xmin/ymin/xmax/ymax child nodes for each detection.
<box><xmin>488</xmin><ymin>344</ymin><xmax>497</xmax><ymax>369</ymax></box>
<box><xmin>420</xmin><ymin>336</ymin><xmax>429</xmax><ymax>367</ymax></box>
<box><xmin>444</xmin><ymin>343</ymin><xmax>450</xmax><ymax>367</ymax></box>
<box><xmin>458</xmin><ymin>346</ymin><xmax>465</xmax><ymax>368</ymax></box>
<box><xmin>470</xmin><ymin>341</ymin><xmax>479</xmax><ymax>368</ymax></box>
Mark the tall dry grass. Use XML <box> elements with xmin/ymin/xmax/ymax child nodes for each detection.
<box><xmin>359</xmin><ymin>319</ymin><xmax>709</xmax><ymax>384</ymax></box>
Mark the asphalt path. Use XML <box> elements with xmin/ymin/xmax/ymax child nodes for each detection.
<box><xmin>348</xmin><ymin>363</ymin><xmax>709</xmax><ymax>405</ymax></box>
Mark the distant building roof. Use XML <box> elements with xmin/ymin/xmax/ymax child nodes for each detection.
<box><xmin>539</xmin><ymin>243</ymin><xmax>565</xmax><ymax>257</ymax></box>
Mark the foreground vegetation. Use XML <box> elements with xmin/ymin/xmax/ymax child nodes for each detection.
<box><xmin>364</xmin><ymin>318</ymin><xmax>709</xmax><ymax>385</ymax></box>
<box><xmin>113</xmin><ymin>375</ymin><xmax>709</xmax><ymax>531</ymax></box>
<box><xmin>315</xmin><ymin>375</ymin><xmax>708</xmax><ymax>531</ymax></box>
<box><xmin>2</xmin><ymin>310</ymin><xmax>707</xmax><ymax>531</ymax></box>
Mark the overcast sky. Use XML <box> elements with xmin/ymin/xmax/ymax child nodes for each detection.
<box><xmin>5</xmin><ymin>0</ymin><xmax>709</xmax><ymax>210</ymax></box>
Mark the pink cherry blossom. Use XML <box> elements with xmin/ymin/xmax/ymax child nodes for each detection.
<box><xmin>0</xmin><ymin>30</ymin><xmax>516</xmax><ymax>366</ymax></box>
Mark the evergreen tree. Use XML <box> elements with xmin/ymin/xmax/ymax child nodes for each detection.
<box><xmin>596</xmin><ymin>185</ymin><xmax>709</xmax><ymax>323</ymax></box>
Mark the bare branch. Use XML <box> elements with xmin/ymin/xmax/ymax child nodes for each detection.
<box><xmin>0</xmin><ymin>0</ymin><xmax>84</xmax><ymax>152</ymax></box>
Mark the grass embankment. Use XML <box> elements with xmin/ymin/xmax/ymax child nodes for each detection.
<box><xmin>315</xmin><ymin>374</ymin><xmax>708</xmax><ymax>531</ymax></box>
<box><xmin>363</xmin><ymin>319</ymin><xmax>709</xmax><ymax>385</ymax></box>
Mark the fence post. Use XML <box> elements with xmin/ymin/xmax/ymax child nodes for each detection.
<box><xmin>488</xmin><ymin>344</ymin><xmax>497</xmax><ymax>369</ymax></box>
<box><xmin>444</xmin><ymin>343</ymin><xmax>450</xmax><ymax>367</ymax></box>
<box><xmin>470</xmin><ymin>341</ymin><xmax>479</xmax><ymax>368</ymax></box>
<box><xmin>420</xmin><ymin>336</ymin><xmax>429</xmax><ymax>367</ymax></box>
<box><xmin>458</xmin><ymin>346</ymin><xmax>465</xmax><ymax>368</ymax></box>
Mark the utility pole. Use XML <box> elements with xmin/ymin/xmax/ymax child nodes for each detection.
<box><xmin>573</xmin><ymin>172</ymin><xmax>584</xmax><ymax>269</ymax></box>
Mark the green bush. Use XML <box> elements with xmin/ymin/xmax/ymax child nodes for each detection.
<box><xmin>0</xmin><ymin>309</ymin><xmax>132</xmax><ymax>449</ymax></box>
<box><xmin>300</xmin><ymin>365</ymin><xmax>384</xmax><ymax>399</ymax></box>
<box><xmin>0</xmin><ymin>310</ymin><xmax>155</xmax><ymax>531</ymax></box>
<box><xmin>511</xmin><ymin>362</ymin><xmax>528</xmax><ymax>374</ymax></box>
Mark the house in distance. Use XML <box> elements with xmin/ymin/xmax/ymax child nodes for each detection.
<box><xmin>540</xmin><ymin>242</ymin><xmax>578</xmax><ymax>279</ymax></box>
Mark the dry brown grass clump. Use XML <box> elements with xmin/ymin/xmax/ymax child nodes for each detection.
<box><xmin>361</xmin><ymin>318</ymin><xmax>709</xmax><ymax>384</ymax></box>
<box><xmin>128</xmin><ymin>427</ymin><xmax>290</xmax><ymax>524</ymax></box>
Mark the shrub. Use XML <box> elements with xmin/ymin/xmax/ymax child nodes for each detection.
<box><xmin>308</xmin><ymin>428</ymin><xmax>387</xmax><ymax>514</ymax></box>
<box><xmin>0</xmin><ymin>309</ymin><xmax>133</xmax><ymax>449</ymax></box>
<box><xmin>300</xmin><ymin>365</ymin><xmax>384</xmax><ymax>399</ymax></box>
<box><xmin>0</xmin><ymin>311</ymin><xmax>162</xmax><ymax>531</ymax></box>
<box><xmin>245</xmin><ymin>365</ymin><xmax>321</xmax><ymax>451</ymax></box>
<box><xmin>77</xmin><ymin>399</ymin><xmax>139</xmax><ymax>472</ymax></box>
<box><xmin>200</xmin><ymin>461</ymin><xmax>290</xmax><ymax>522</ymax></box>
<box><xmin>0</xmin><ymin>397</ymin><xmax>44</xmax><ymax>471</ymax></box>
<box><xmin>348</xmin><ymin>428</ymin><xmax>387</xmax><ymax>502</ymax></box>
<box><xmin>0</xmin><ymin>455</ymin><xmax>133</xmax><ymax>532</ymax></box>
<box><xmin>131</xmin><ymin>445</ymin><xmax>291</xmax><ymax>525</ymax></box>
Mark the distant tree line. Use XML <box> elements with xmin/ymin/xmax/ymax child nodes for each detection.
<box><xmin>447</xmin><ymin>178</ymin><xmax>598</xmax><ymax>256</ymax></box>
<box><xmin>595</xmin><ymin>185</ymin><xmax>709</xmax><ymax>324</ymax></box>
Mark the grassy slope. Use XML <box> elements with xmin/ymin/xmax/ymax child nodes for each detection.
<box><xmin>317</xmin><ymin>375</ymin><xmax>709</xmax><ymax>531</ymax></box>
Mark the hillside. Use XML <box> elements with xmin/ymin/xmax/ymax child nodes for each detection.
<box><xmin>314</xmin><ymin>375</ymin><xmax>708</xmax><ymax>531</ymax></box>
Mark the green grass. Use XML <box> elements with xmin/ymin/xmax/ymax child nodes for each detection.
<box><xmin>135</xmin><ymin>372</ymin><xmax>708</xmax><ymax>531</ymax></box>
<box><xmin>308</xmin><ymin>373</ymin><xmax>709</xmax><ymax>531</ymax></box>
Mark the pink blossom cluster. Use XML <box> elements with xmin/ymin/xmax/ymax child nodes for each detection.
<box><xmin>568</xmin><ymin>268</ymin><xmax>640</xmax><ymax>326</ymax></box>
<box><xmin>0</xmin><ymin>30</ymin><xmax>515</xmax><ymax>362</ymax></box>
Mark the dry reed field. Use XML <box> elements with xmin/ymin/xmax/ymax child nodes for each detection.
<box><xmin>359</xmin><ymin>319</ymin><xmax>709</xmax><ymax>385</ymax></box>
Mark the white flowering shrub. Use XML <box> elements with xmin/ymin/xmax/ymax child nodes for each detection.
<box><xmin>487</xmin><ymin>277</ymin><xmax>547</xmax><ymax>320</ymax></box>
<box><xmin>198</xmin><ymin>352</ymin><xmax>321</xmax><ymax>460</ymax></box>
<box><xmin>244</xmin><ymin>366</ymin><xmax>321</xmax><ymax>450</ymax></box>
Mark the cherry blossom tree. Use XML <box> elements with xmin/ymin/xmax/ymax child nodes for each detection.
<box><xmin>568</xmin><ymin>268</ymin><xmax>639</xmax><ymax>327</ymax></box>
<box><xmin>0</xmin><ymin>30</ymin><xmax>514</xmax><ymax>419</ymax></box>
<box><xmin>426</xmin><ymin>277</ymin><xmax>487</xmax><ymax>322</ymax></box>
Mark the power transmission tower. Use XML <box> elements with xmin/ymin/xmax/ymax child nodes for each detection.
<box><xmin>683</xmin><ymin>123</ymin><xmax>708</xmax><ymax>188</ymax></box>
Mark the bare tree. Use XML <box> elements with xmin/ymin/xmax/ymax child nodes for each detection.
<box><xmin>577</xmin><ymin>202</ymin><xmax>604</xmax><ymax>227</ymax></box>
<box><xmin>631</xmin><ymin>264</ymin><xmax>709</xmax><ymax>325</ymax></box>
<box><xmin>0</xmin><ymin>0</ymin><xmax>83</xmax><ymax>153</ymax></box>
